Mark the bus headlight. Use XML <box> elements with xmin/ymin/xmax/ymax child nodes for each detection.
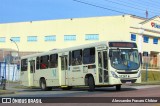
<box><xmin>111</xmin><ymin>71</ymin><xmax>118</xmax><ymax>78</ymax></box>
<box><xmin>137</xmin><ymin>70</ymin><xmax>141</xmax><ymax>78</ymax></box>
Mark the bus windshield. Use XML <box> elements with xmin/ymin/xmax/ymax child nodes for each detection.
<box><xmin>110</xmin><ymin>49</ymin><xmax>140</xmax><ymax>70</ymax></box>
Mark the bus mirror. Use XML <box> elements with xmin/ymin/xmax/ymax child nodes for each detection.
<box><xmin>109</xmin><ymin>51</ymin><xmax>112</xmax><ymax>57</ymax></box>
<box><xmin>139</xmin><ymin>53</ymin><xmax>142</xmax><ymax>64</ymax></box>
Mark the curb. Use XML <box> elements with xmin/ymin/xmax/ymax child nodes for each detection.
<box><xmin>129</xmin><ymin>82</ymin><xmax>160</xmax><ymax>86</ymax></box>
<box><xmin>0</xmin><ymin>90</ymin><xmax>15</xmax><ymax>95</ymax></box>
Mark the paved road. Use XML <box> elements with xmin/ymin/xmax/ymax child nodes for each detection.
<box><xmin>0</xmin><ymin>85</ymin><xmax>160</xmax><ymax>106</ymax></box>
<box><xmin>1</xmin><ymin>85</ymin><xmax>159</xmax><ymax>97</ymax></box>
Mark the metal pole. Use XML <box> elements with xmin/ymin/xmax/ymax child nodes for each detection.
<box><xmin>146</xmin><ymin>62</ymin><xmax>148</xmax><ymax>82</ymax></box>
<box><xmin>0</xmin><ymin>62</ymin><xmax>1</xmax><ymax>78</ymax></box>
<box><xmin>10</xmin><ymin>39</ymin><xmax>20</xmax><ymax>84</ymax></box>
<box><xmin>8</xmin><ymin>55</ymin><xmax>10</xmax><ymax>88</ymax></box>
<box><xmin>2</xmin><ymin>50</ymin><xmax>4</xmax><ymax>62</ymax></box>
<box><xmin>10</xmin><ymin>39</ymin><xmax>20</xmax><ymax>59</ymax></box>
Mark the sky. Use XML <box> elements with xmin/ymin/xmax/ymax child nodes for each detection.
<box><xmin>0</xmin><ymin>0</ymin><xmax>160</xmax><ymax>23</ymax></box>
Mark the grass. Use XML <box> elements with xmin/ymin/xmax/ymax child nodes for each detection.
<box><xmin>141</xmin><ymin>70</ymin><xmax>160</xmax><ymax>82</ymax></box>
<box><xmin>131</xmin><ymin>70</ymin><xmax>160</xmax><ymax>86</ymax></box>
<box><xmin>0</xmin><ymin>90</ymin><xmax>15</xmax><ymax>95</ymax></box>
<box><xmin>13</xmin><ymin>85</ymin><xmax>39</xmax><ymax>89</ymax></box>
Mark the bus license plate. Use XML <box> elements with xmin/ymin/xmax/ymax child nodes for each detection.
<box><xmin>126</xmin><ymin>82</ymin><xmax>131</xmax><ymax>84</ymax></box>
<box><xmin>119</xmin><ymin>75</ymin><xmax>129</xmax><ymax>78</ymax></box>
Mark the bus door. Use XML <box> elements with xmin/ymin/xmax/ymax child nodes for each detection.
<box><xmin>60</xmin><ymin>55</ymin><xmax>69</xmax><ymax>86</ymax></box>
<box><xmin>29</xmin><ymin>60</ymin><xmax>35</xmax><ymax>86</ymax></box>
<box><xmin>98</xmin><ymin>50</ymin><xmax>109</xmax><ymax>84</ymax></box>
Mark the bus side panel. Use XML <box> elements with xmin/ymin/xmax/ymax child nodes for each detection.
<box><xmin>20</xmin><ymin>71</ymin><xmax>29</xmax><ymax>86</ymax></box>
<box><xmin>34</xmin><ymin>68</ymin><xmax>59</xmax><ymax>87</ymax></box>
<box><xmin>70</xmin><ymin>65</ymin><xmax>85</xmax><ymax>86</ymax></box>
<box><xmin>46</xmin><ymin>68</ymin><xmax>59</xmax><ymax>86</ymax></box>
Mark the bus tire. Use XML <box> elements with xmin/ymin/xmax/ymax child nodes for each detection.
<box><xmin>88</xmin><ymin>76</ymin><xmax>95</xmax><ymax>91</ymax></box>
<box><xmin>40</xmin><ymin>79</ymin><xmax>48</xmax><ymax>91</ymax></box>
<box><xmin>116</xmin><ymin>85</ymin><xmax>121</xmax><ymax>91</ymax></box>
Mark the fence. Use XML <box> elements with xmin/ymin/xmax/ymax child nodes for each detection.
<box><xmin>0</xmin><ymin>62</ymin><xmax>20</xmax><ymax>82</ymax></box>
<box><xmin>142</xmin><ymin>56</ymin><xmax>160</xmax><ymax>69</ymax></box>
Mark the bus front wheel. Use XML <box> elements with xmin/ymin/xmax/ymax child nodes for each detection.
<box><xmin>116</xmin><ymin>85</ymin><xmax>121</xmax><ymax>91</ymax></box>
<box><xmin>88</xmin><ymin>76</ymin><xmax>95</xmax><ymax>91</ymax></box>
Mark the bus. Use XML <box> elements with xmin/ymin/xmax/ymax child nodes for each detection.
<box><xmin>20</xmin><ymin>41</ymin><xmax>141</xmax><ymax>91</ymax></box>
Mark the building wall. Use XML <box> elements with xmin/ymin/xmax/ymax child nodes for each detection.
<box><xmin>0</xmin><ymin>15</ymin><xmax>160</xmax><ymax>56</ymax></box>
<box><xmin>129</xmin><ymin>16</ymin><xmax>160</xmax><ymax>54</ymax></box>
<box><xmin>0</xmin><ymin>15</ymin><xmax>130</xmax><ymax>52</ymax></box>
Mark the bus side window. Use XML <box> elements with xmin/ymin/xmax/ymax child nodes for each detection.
<box><xmin>72</xmin><ymin>50</ymin><xmax>82</xmax><ymax>66</ymax></box>
<box><xmin>98</xmin><ymin>52</ymin><xmax>102</xmax><ymax>67</ymax></box>
<box><xmin>30</xmin><ymin>60</ymin><xmax>35</xmax><ymax>73</ymax></box>
<box><xmin>21</xmin><ymin>59</ymin><xmax>28</xmax><ymax>71</ymax></box>
<box><xmin>69</xmin><ymin>51</ymin><xmax>72</xmax><ymax>66</ymax></box>
<box><xmin>40</xmin><ymin>55</ymin><xmax>49</xmax><ymax>69</ymax></box>
<box><xmin>83</xmin><ymin>47</ymin><xmax>95</xmax><ymax>64</ymax></box>
<box><xmin>103</xmin><ymin>51</ymin><xmax>108</xmax><ymax>69</ymax></box>
<box><xmin>50</xmin><ymin>54</ymin><xmax>58</xmax><ymax>68</ymax></box>
<box><xmin>36</xmin><ymin>57</ymin><xmax>40</xmax><ymax>70</ymax></box>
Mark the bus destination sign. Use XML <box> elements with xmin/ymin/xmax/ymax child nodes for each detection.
<box><xmin>109</xmin><ymin>42</ymin><xmax>137</xmax><ymax>48</ymax></box>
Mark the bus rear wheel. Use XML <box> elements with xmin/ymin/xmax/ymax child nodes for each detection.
<box><xmin>88</xmin><ymin>76</ymin><xmax>95</xmax><ymax>91</ymax></box>
<box><xmin>40</xmin><ymin>79</ymin><xmax>52</xmax><ymax>91</ymax></box>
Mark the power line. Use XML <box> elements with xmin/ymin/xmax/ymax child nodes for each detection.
<box><xmin>104</xmin><ymin>0</ymin><xmax>160</xmax><ymax>15</ymax></box>
<box><xmin>73</xmin><ymin>0</ymin><xmax>159</xmax><ymax>18</ymax></box>
<box><xmin>73</xmin><ymin>0</ymin><xmax>131</xmax><ymax>14</ymax></box>
<box><xmin>118</xmin><ymin>0</ymin><xmax>160</xmax><ymax>13</ymax></box>
<box><xmin>137</xmin><ymin>0</ymin><xmax>160</xmax><ymax>7</ymax></box>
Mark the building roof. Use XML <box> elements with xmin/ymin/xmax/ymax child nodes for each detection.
<box><xmin>130</xmin><ymin>15</ymin><xmax>146</xmax><ymax>20</ymax></box>
<box><xmin>140</xmin><ymin>15</ymin><xmax>160</xmax><ymax>24</ymax></box>
<box><xmin>0</xmin><ymin>48</ymin><xmax>16</xmax><ymax>51</ymax></box>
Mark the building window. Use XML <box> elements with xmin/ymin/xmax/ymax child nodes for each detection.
<box><xmin>0</xmin><ymin>37</ymin><xmax>5</xmax><ymax>43</ymax></box>
<box><xmin>143</xmin><ymin>36</ymin><xmax>149</xmax><ymax>43</ymax></box>
<box><xmin>85</xmin><ymin>34</ymin><xmax>99</xmax><ymax>40</ymax></box>
<box><xmin>11</xmin><ymin>37</ymin><xmax>20</xmax><ymax>42</ymax></box>
<box><xmin>64</xmin><ymin>35</ymin><xmax>76</xmax><ymax>41</ymax></box>
<box><xmin>27</xmin><ymin>36</ymin><xmax>37</xmax><ymax>42</ymax></box>
<box><xmin>143</xmin><ymin>51</ymin><xmax>148</xmax><ymax>56</ymax></box>
<box><xmin>45</xmin><ymin>35</ymin><xmax>56</xmax><ymax>41</ymax></box>
<box><xmin>153</xmin><ymin>38</ymin><xmax>158</xmax><ymax>44</ymax></box>
<box><xmin>131</xmin><ymin>34</ymin><xmax>136</xmax><ymax>41</ymax></box>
